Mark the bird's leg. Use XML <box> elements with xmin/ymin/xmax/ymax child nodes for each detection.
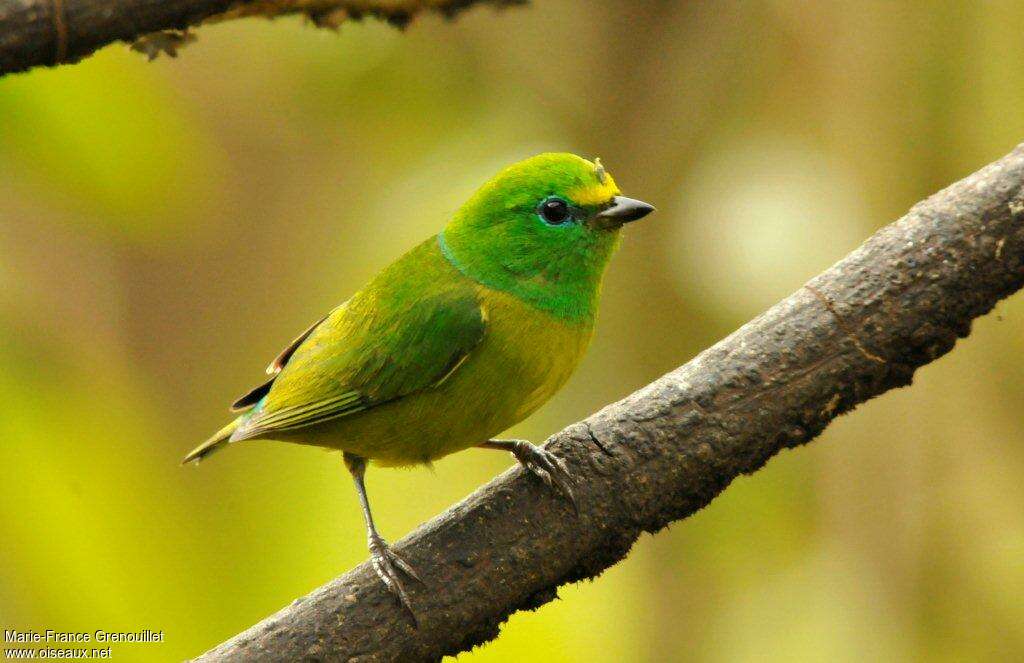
<box><xmin>479</xmin><ymin>439</ymin><xmax>576</xmax><ymax>507</ymax></box>
<box><xmin>343</xmin><ymin>452</ymin><xmax>421</xmax><ymax>622</ymax></box>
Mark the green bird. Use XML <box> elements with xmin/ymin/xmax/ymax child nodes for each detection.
<box><xmin>185</xmin><ymin>153</ymin><xmax>654</xmax><ymax>613</ymax></box>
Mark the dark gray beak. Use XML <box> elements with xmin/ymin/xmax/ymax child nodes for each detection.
<box><xmin>594</xmin><ymin>196</ymin><xmax>655</xmax><ymax>227</ymax></box>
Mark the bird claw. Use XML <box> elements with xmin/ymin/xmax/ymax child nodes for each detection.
<box><xmin>368</xmin><ymin>534</ymin><xmax>421</xmax><ymax>625</ymax></box>
<box><xmin>509</xmin><ymin>441</ymin><xmax>577</xmax><ymax>511</ymax></box>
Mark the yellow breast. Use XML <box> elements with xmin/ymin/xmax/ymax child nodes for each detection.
<box><xmin>475</xmin><ymin>285</ymin><xmax>594</xmax><ymax>423</ymax></box>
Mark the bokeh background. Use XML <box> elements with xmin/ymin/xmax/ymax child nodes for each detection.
<box><xmin>2</xmin><ymin>1</ymin><xmax>1024</xmax><ymax>660</ymax></box>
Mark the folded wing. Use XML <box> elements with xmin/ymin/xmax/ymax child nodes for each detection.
<box><xmin>229</xmin><ymin>288</ymin><xmax>486</xmax><ymax>442</ymax></box>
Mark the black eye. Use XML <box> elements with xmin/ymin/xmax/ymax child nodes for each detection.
<box><xmin>538</xmin><ymin>197</ymin><xmax>571</xmax><ymax>225</ymax></box>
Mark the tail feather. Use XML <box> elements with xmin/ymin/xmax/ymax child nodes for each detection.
<box><xmin>183</xmin><ymin>417</ymin><xmax>242</xmax><ymax>465</ymax></box>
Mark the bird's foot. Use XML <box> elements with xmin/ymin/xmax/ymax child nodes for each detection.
<box><xmin>506</xmin><ymin>440</ymin><xmax>576</xmax><ymax>509</ymax></box>
<box><xmin>368</xmin><ymin>533</ymin><xmax>421</xmax><ymax>624</ymax></box>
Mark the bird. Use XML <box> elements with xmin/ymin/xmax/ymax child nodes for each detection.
<box><xmin>184</xmin><ymin>153</ymin><xmax>654</xmax><ymax>617</ymax></box>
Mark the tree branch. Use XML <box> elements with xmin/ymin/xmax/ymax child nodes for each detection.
<box><xmin>0</xmin><ymin>0</ymin><xmax>525</xmax><ymax>76</ymax></box>
<box><xmin>191</xmin><ymin>145</ymin><xmax>1024</xmax><ymax>661</ymax></box>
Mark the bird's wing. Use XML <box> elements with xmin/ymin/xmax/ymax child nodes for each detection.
<box><xmin>265</xmin><ymin>308</ymin><xmax>338</xmax><ymax>375</ymax></box>
<box><xmin>229</xmin><ymin>287</ymin><xmax>486</xmax><ymax>441</ymax></box>
<box><xmin>229</xmin><ymin>304</ymin><xmax>345</xmax><ymax>412</ymax></box>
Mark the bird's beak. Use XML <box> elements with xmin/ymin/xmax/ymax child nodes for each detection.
<box><xmin>592</xmin><ymin>196</ymin><xmax>656</xmax><ymax>229</ymax></box>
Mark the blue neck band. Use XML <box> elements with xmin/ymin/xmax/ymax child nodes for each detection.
<box><xmin>437</xmin><ymin>230</ymin><xmax>469</xmax><ymax>278</ymax></box>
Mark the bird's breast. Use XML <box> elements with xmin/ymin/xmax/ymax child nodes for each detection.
<box><xmin>469</xmin><ymin>285</ymin><xmax>595</xmax><ymax>424</ymax></box>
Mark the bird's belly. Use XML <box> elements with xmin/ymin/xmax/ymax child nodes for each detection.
<box><xmin>280</xmin><ymin>289</ymin><xmax>593</xmax><ymax>466</ymax></box>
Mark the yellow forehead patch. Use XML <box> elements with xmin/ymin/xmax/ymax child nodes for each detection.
<box><xmin>568</xmin><ymin>161</ymin><xmax>621</xmax><ymax>206</ymax></box>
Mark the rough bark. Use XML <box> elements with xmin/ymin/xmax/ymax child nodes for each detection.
<box><xmin>191</xmin><ymin>145</ymin><xmax>1024</xmax><ymax>661</ymax></box>
<box><xmin>0</xmin><ymin>0</ymin><xmax>525</xmax><ymax>76</ymax></box>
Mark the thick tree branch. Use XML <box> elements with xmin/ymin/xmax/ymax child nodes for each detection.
<box><xmin>0</xmin><ymin>0</ymin><xmax>524</xmax><ymax>76</ymax></box>
<box><xmin>192</xmin><ymin>145</ymin><xmax>1024</xmax><ymax>661</ymax></box>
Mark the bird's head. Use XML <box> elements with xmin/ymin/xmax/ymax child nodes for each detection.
<box><xmin>440</xmin><ymin>153</ymin><xmax>654</xmax><ymax>320</ymax></box>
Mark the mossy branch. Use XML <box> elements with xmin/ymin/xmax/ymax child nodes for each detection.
<box><xmin>0</xmin><ymin>0</ymin><xmax>526</xmax><ymax>76</ymax></box>
<box><xmin>190</xmin><ymin>146</ymin><xmax>1024</xmax><ymax>661</ymax></box>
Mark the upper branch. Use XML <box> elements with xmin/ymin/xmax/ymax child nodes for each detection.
<box><xmin>0</xmin><ymin>0</ymin><xmax>525</xmax><ymax>76</ymax></box>
<box><xmin>192</xmin><ymin>146</ymin><xmax>1024</xmax><ymax>661</ymax></box>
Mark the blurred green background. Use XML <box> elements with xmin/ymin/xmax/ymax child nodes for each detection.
<box><xmin>2</xmin><ymin>1</ymin><xmax>1024</xmax><ymax>660</ymax></box>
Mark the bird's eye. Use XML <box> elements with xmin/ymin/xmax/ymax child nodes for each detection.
<box><xmin>538</xmin><ymin>197</ymin><xmax>571</xmax><ymax>225</ymax></box>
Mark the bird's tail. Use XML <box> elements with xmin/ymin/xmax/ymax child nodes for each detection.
<box><xmin>182</xmin><ymin>417</ymin><xmax>243</xmax><ymax>465</ymax></box>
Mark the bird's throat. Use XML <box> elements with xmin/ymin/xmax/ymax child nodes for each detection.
<box><xmin>435</xmin><ymin>230</ymin><xmax>614</xmax><ymax>325</ymax></box>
